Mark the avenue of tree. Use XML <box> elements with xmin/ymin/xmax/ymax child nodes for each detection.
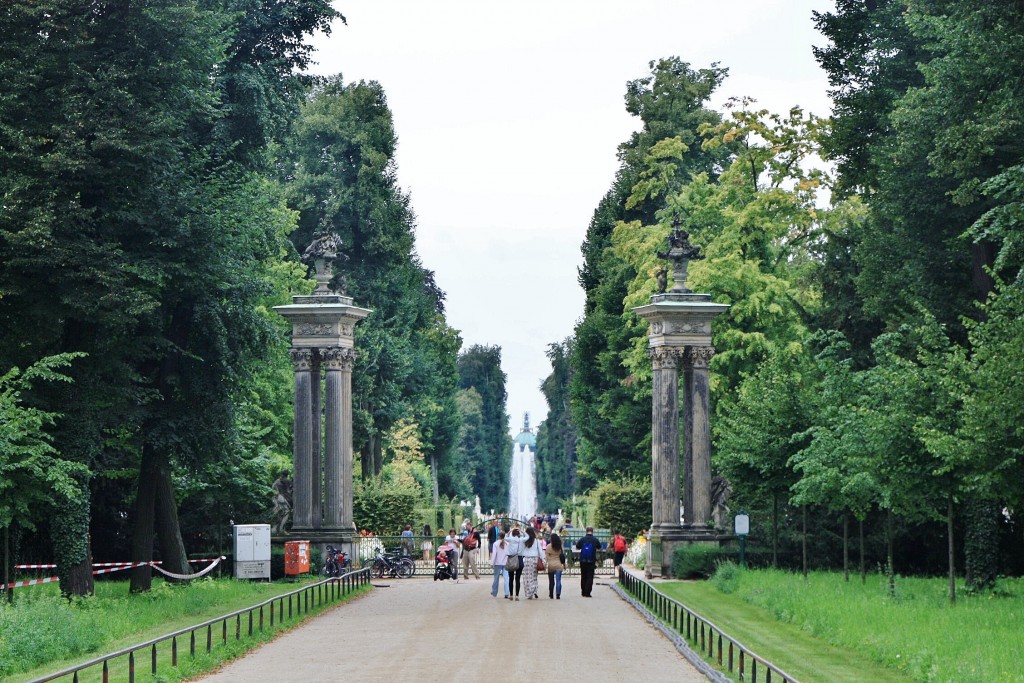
<box><xmin>2</xmin><ymin>0</ymin><xmax>1022</xmax><ymax>600</ymax></box>
<box><xmin>536</xmin><ymin>0</ymin><xmax>1023</xmax><ymax>594</ymax></box>
<box><xmin>1</xmin><ymin>0</ymin><xmax>510</xmax><ymax>596</ymax></box>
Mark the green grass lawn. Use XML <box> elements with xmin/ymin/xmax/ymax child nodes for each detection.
<box><xmin>652</xmin><ymin>569</ymin><xmax>1024</xmax><ymax>683</ymax></box>
<box><xmin>0</xmin><ymin>576</ymin><xmax>369</xmax><ymax>683</ymax></box>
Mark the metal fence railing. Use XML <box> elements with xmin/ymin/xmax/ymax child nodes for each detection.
<box><xmin>30</xmin><ymin>568</ymin><xmax>372</xmax><ymax>683</ymax></box>
<box><xmin>362</xmin><ymin>535</ymin><xmax>619</xmax><ymax>577</ymax></box>
<box><xmin>618</xmin><ymin>570</ymin><xmax>801</xmax><ymax>683</ymax></box>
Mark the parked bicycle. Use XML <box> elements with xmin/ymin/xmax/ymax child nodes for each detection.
<box><xmin>366</xmin><ymin>550</ymin><xmax>414</xmax><ymax>579</ymax></box>
<box><xmin>322</xmin><ymin>545</ymin><xmax>352</xmax><ymax>578</ymax></box>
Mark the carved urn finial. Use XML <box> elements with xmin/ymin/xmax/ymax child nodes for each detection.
<box><xmin>301</xmin><ymin>230</ymin><xmax>347</xmax><ymax>295</ymax></box>
<box><xmin>656</xmin><ymin>213</ymin><xmax>704</xmax><ymax>294</ymax></box>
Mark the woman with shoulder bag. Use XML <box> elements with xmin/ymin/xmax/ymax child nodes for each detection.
<box><xmin>504</xmin><ymin>527</ymin><xmax>525</xmax><ymax>601</ymax></box>
<box><xmin>544</xmin><ymin>532</ymin><xmax>565</xmax><ymax>599</ymax></box>
<box><xmin>521</xmin><ymin>527</ymin><xmax>543</xmax><ymax>599</ymax></box>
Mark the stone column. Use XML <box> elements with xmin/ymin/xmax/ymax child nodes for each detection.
<box><xmin>321</xmin><ymin>348</ymin><xmax>343</xmax><ymax>528</ymax></box>
<box><xmin>339</xmin><ymin>349</ymin><xmax>356</xmax><ymax>530</ymax></box>
<box><xmin>681</xmin><ymin>352</ymin><xmax>694</xmax><ymax>526</ymax></box>
<box><xmin>650</xmin><ymin>347</ymin><xmax>684</xmax><ymax>533</ymax></box>
<box><xmin>688</xmin><ymin>346</ymin><xmax>715</xmax><ymax>527</ymax></box>
<box><xmin>310</xmin><ymin>353</ymin><xmax>322</xmax><ymax>529</ymax></box>
<box><xmin>290</xmin><ymin>348</ymin><xmax>314</xmax><ymax>530</ymax></box>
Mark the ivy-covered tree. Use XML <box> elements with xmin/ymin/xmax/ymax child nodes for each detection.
<box><xmin>457</xmin><ymin>345</ymin><xmax>512</xmax><ymax>512</ymax></box>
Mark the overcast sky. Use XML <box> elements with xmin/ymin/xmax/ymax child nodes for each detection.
<box><xmin>309</xmin><ymin>1</ymin><xmax>837</xmax><ymax>434</ymax></box>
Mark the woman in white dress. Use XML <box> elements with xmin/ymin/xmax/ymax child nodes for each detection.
<box><xmin>521</xmin><ymin>526</ymin><xmax>544</xmax><ymax>599</ymax></box>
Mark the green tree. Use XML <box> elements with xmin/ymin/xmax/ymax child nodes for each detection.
<box><xmin>536</xmin><ymin>340</ymin><xmax>578</xmax><ymax>511</ymax></box>
<box><xmin>571</xmin><ymin>58</ymin><xmax>730</xmax><ymax>483</ymax></box>
<box><xmin>457</xmin><ymin>345</ymin><xmax>512</xmax><ymax>512</ymax></box>
<box><xmin>283</xmin><ymin>76</ymin><xmax>463</xmax><ymax>492</ymax></box>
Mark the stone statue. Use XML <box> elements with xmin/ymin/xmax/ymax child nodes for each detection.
<box><xmin>271</xmin><ymin>470</ymin><xmax>293</xmax><ymax>535</ymax></box>
<box><xmin>655</xmin><ymin>266</ymin><xmax>668</xmax><ymax>294</ymax></box>
<box><xmin>710</xmin><ymin>475</ymin><xmax>732</xmax><ymax>529</ymax></box>
<box><xmin>301</xmin><ymin>230</ymin><xmax>348</xmax><ymax>295</ymax></box>
<box><xmin>656</xmin><ymin>214</ymin><xmax>704</xmax><ymax>294</ymax></box>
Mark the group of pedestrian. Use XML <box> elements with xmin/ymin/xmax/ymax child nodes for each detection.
<box><xmin>485</xmin><ymin>524</ymin><xmax>607</xmax><ymax>601</ymax></box>
<box><xmin>418</xmin><ymin>517</ymin><xmax>629</xmax><ymax>598</ymax></box>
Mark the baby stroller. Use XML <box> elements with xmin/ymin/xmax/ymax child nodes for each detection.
<box><xmin>434</xmin><ymin>545</ymin><xmax>457</xmax><ymax>581</ymax></box>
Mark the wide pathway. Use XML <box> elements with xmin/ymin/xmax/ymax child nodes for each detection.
<box><xmin>196</xmin><ymin>571</ymin><xmax>710</xmax><ymax>682</ymax></box>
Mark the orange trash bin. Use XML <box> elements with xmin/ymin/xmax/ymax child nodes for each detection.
<box><xmin>284</xmin><ymin>540</ymin><xmax>310</xmax><ymax>575</ymax></box>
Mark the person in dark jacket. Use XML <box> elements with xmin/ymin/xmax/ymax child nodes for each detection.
<box><xmin>575</xmin><ymin>526</ymin><xmax>603</xmax><ymax>597</ymax></box>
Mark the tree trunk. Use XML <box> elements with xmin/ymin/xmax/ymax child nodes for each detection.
<box><xmin>859</xmin><ymin>517</ymin><xmax>866</xmax><ymax>584</ymax></box>
<box><xmin>361</xmin><ymin>441</ymin><xmax>371</xmax><ymax>482</ymax></box>
<box><xmin>771</xmin><ymin>493</ymin><xmax>779</xmax><ymax>568</ymax></box>
<box><xmin>430</xmin><ymin>453</ymin><xmax>439</xmax><ymax>505</ymax></box>
<box><xmin>3</xmin><ymin>525</ymin><xmax>11</xmax><ymax>604</ymax></box>
<box><xmin>947</xmin><ymin>496</ymin><xmax>956</xmax><ymax>606</ymax></box>
<box><xmin>372</xmin><ymin>437</ymin><xmax>383</xmax><ymax>476</ymax></box>
<box><xmin>802</xmin><ymin>505</ymin><xmax>808</xmax><ymax>580</ymax></box>
<box><xmin>886</xmin><ymin>510</ymin><xmax>895</xmax><ymax>598</ymax></box>
<box><xmin>52</xmin><ymin>472</ymin><xmax>94</xmax><ymax>597</ymax></box>
<box><xmin>843</xmin><ymin>514</ymin><xmax>849</xmax><ymax>583</ymax></box>
<box><xmin>130</xmin><ymin>443</ymin><xmax>160</xmax><ymax>592</ymax></box>
<box><xmin>964</xmin><ymin>497</ymin><xmax>999</xmax><ymax>592</ymax></box>
<box><xmin>155</xmin><ymin>460</ymin><xmax>192</xmax><ymax>577</ymax></box>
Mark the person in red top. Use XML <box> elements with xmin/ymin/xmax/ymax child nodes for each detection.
<box><xmin>610</xmin><ymin>530</ymin><xmax>628</xmax><ymax>576</ymax></box>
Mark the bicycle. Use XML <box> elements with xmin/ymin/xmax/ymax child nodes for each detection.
<box><xmin>321</xmin><ymin>545</ymin><xmax>352</xmax><ymax>578</ymax></box>
<box><xmin>368</xmin><ymin>550</ymin><xmax>414</xmax><ymax>579</ymax></box>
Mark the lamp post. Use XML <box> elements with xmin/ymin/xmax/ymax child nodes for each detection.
<box><xmin>734</xmin><ymin>511</ymin><xmax>750</xmax><ymax>568</ymax></box>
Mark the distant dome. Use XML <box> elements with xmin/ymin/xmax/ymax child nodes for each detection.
<box><xmin>514</xmin><ymin>412</ymin><xmax>536</xmax><ymax>451</ymax></box>
<box><xmin>515</xmin><ymin>429</ymin><xmax>536</xmax><ymax>451</ymax></box>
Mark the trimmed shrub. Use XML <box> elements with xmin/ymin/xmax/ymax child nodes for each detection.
<box><xmin>671</xmin><ymin>544</ymin><xmax>735</xmax><ymax>579</ymax></box>
<box><xmin>593</xmin><ymin>477</ymin><xmax>651</xmax><ymax>540</ymax></box>
<box><xmin>353</xmin><ymin>480</ymin><xmax>418</xmax><ymax>535</ymax></box>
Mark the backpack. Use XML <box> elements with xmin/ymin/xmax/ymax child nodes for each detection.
<box><xmin>614</xmin><ymin>535</ymin><xmax>627</xmax><ymax>553</ymax></box>
<box><xmin>580</xmin><ymin>539</ymin><xmax>596</xmax><ymax>563</ymax></box>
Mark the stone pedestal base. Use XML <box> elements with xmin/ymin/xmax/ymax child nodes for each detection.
<box><xmin>648</xmin><ymin>527</ymin><xmax>733</xmax><ymax>578</ymax></box>
<box><xmin>274</xmin><ymin>528</ymin><xmax>360</xmax><ymax>574</ymax></box>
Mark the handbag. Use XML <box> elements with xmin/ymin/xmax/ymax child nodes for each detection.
<box><xmin>536</xmin><ymin>557</ymin><xmax>545</xmax><ymax>571</ymax></box>
<box><xmin>505</xmin><ymin>554</ymin><xmax>519</xmax><ymax>573</ymax></box>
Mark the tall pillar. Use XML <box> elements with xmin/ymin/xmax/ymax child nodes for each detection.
<box><xmin>321</xmin><ymin>348</ymin><xmax>343</xmax><ymax>528</ymax></box>
<box><xmin>339</xmin><ymin>349</ymin><xmax>356</xmax><ymax>530</ymax></box>
<box><xmin>310</xmin><ymin>354</ymin><xmax>322</xmax><ymax>529</ymax></box>
<box><xmin>290</xmin><ymin>349</ymin><xmax>314</xmax><ymax>530</ymax></box>
<box><xmin>276</xmin><ymin>294</ymin><xmax>369</xmax><ymax>543</ymax></box>
<box><xmin>650</xmin><ymin>347</ymin><xmax>683</xmax><ymax>533</ymax></box>
<box><xmin>681</xmin><ymin>355</ymin><xmax>694</xmax><ymax>526</ymax></box>
<box><xmin>688</xmin><ymin>346</ymin><xmax>715</xmax><ymax>526</ymax></box>
<box><xmin>633</xmin><ymin>220</ymin><xmax>728</xmax><ymax>576</ymax></box>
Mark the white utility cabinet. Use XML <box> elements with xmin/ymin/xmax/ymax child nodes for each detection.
<box><xmin>233</xmin><ymin>524</ymin><xmax>271</xmax><ymax>580</ymax></box>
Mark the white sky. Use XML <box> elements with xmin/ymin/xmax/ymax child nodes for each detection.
<box><xmin>310</xmin><ymin>1</ymin><xmax>836</xmax><ymax>434</ymax></box>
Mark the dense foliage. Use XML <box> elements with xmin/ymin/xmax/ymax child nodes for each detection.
<box><xmin>0</xmin><ymin>1</ymin><xmax>495</xmax><ymax>596</ymax></box>
<box><xmin>456</xmin><ymin>346</ymin><xmax>513</xmax><ymax>513</ymax></box>
<box><xmin>536</xmin><ymin>0</ymin><xmax>1024</xmax><ymax>587</ymax></box>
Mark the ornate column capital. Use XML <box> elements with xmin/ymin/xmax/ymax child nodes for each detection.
<box><xmin>687</xmin><ymin>346</ymin><xmax>715</xmax><ymax>369</ymax></box>
<box><xmin>319</xmin><ymin>347</ymin><xmax>355</xmax><ymax>371</ymax></box>
<box><xmin>289</xmin><ymin>348</ymin><xmax>314</xmax><ymax>371</ymax></box>
<box><xmin>649</xmin><ymin>346</ymin><xmax>687</xmax><ymax>370</ymax></box>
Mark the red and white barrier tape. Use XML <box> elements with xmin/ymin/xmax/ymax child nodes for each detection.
<box><xmin>15</xmin><ymin>558</ymin><xmax>220</xmax><ymax>570</ymax></box>
<box><xmin>149</xmin><ymin>556</ymin><xmax>226</xmax><ymax>580</ymax></box>
<box><xmin>3</xmin><ymin>556</ymin><xmax>228</xmax><ymax>590</ymax></box>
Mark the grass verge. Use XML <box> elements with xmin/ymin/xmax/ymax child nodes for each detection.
<box><xmin>1</xmin><ymin>577</ymin><xmax>370</xmax><ymax>683</ymax></box>
<box><xmin>646</xmin><ymin>569</ymin><xmax>1024</xmax><ymax>683</ymax></box>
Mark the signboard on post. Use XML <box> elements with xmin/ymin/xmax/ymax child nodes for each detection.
<box><xmin>233</xmin><ymin>524</ymin><xmax>271</xmax><ymax>580</ymax></box>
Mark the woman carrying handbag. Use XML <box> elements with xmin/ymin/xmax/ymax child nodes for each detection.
<box><xmin>504</xmin><ymin>527</ymin><xmax>526</xmax><ymax>600</ymax></box>
<box><xmin>521</xmin><ymin>526</ymin><xmax>544</xmax><ymax>599</ymax></box>
<box><xmin>544</xmin><ymin>532</ymin><xmax>565</xmax><ymax>599</ymax></box>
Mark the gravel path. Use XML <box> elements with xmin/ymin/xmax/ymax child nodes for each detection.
<box><xmin>195</xmin><ymin>572</ymin><xmax>711</xmax><ymax>682</ymax></box>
